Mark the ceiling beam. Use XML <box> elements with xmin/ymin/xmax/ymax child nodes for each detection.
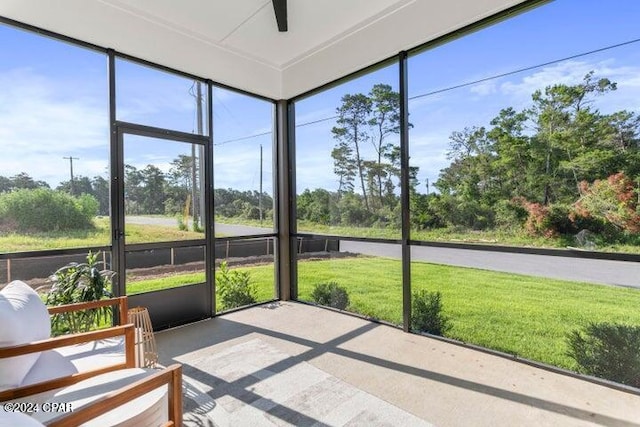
<box><xmin>271</xmin><ymin>0</ymin><xmax>288</xmax><ymax>32</ymax></box>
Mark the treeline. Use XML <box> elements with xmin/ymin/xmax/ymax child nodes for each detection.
<box><xmin>429</xmin><ymin>72</ymin><xmax>639</xmax><ymax>239</ymax></box>
<box><xmin>124</xmin><ymin>158</ymin><xmax>272</xmax><ymax>220</ymax></box>
<box><xmin>299</xmin><ymin>84</ymin><xmax>416</xmax><ymax>228</ymax></box>
<box><xmin>0</xmin><ymin>156</ymin><xmax>273</xmax><ymax>231</ymax></box>
<box><xmin>301</xmin><ymin>73</ymin><xmax>640</xmax><ymax>243</ymax></box>
<box><xmin>0</xmin><ymin>172</ymin><xmax>109</xmax><ymax>216</ymax></box>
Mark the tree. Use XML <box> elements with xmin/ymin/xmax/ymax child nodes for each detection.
<box><xmin>530</xmin><ymin>71</ymin><xmax>617</xmax><ymax>204</ymax></box>
<box><xmin>4</xmin><ymin>172</ymin><xmax>50</xmax><ymax>191</ymax></box>
<box><xmin>330</xmin><ymin>84</ymin><xmax>408</xmax><ymax>217</ymax></box>
<box><xmin>124</xmin><ymin>165</ymin><xmax>144</xmax><ymax>214</ymax></box>
<box><xmin>487</xmin><ymin>108</ymin><xmax>531</xmax><ymax>200</ymax></box>
<box><xmin>367</xmin><ymin>84</ymin><xmax>401</xmax><ymax>208</ymax></box>
<box><xmin>91</xmin><ymin>176</ymin><xmax>110</xmax><ymax>216</ymax></box>
<box><xmin>331</xmin><ymin>142</ymin><xmax>356</xmax><ymax>195</ymax></box>
<box><xmin>57</xmin><ymin>176</ymin><xmax>93</xmax><ymax>196</ymax></box>
<box><xmin>139</xmin><ymin>165</ymin><xmax>166</xmax><ymax>214</ymax></box>
<box><xmin>574</xmin><ymin>172</ymin><xmax>640</xmax><ymax>233</ymax></box>
<box><xmin>429</xmin><ymin>71</ymin><xmax>640</xmax><ymax>235</ymax></box>
<box><xmin>0</xmin><ymin>176</ymin><xmax>13</xmax><ymax>193</ymax></box>
<box><xmin>165</xmin><ymin>155</ymin><xmax>195</xmax><ymax>215</ymax></box>
<box><xmin>332</xmin><ymin>93</ymin><xmax>372</xmax><ymax>211</ymax></box>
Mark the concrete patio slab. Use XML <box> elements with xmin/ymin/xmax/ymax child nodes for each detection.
<box><xmin>156</xmin><ymin>302</ymin><xmax>640</xmax><ymax>427</ymax></box>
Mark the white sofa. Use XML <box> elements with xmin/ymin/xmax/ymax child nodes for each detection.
<box><xmin>0</xmin><ymin>280</ymin><xmax>129</xmax><ymax>396</ymax></box>
<box><xmin>0</xmin><ymin>280</ymin><xmax>183</xmax><ymax>426</ymax></box>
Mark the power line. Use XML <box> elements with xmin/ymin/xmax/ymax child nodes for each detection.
<box><xmin>214</xmin><ymin>130</ymin><xmax>272</xmax><ymax>146</ymax></box>
<box><xmin>213</xmin><ymin>36</ymin><xmax>640</xmax><ymax>146</ymax></box>
<box><xmin>297</xmin><ymin>115</ymin><xmax>338</xmax><ymax>127</ymax></box>
<box><xmin>409</xmin><ymin>36</ymin><xmax>640</xmax><ymax>100</ymax></box>
<box><xmin>214</xmin><ymin>115</ymin><xmax>340</xmax><ymax>146</ymax></box>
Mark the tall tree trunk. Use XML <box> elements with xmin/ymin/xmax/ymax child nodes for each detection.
<box><xmin>354</xmin><ymin>125</ymin><xmax>369</xmax><ymax>211</ymax></box>
<box><xmin>543</xmin><ymin>148</ymin><xmax>551</xmax><ymax>205</ymax></box>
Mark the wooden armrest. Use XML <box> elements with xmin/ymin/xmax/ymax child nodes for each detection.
<box><xmin>48</xmin><ymin>296</ymin><xmax>128</xmax><ymax>325</ymax></box>
<box><xmin>0</xmin><ymin>324</ymin><xmax>135</xmax><ymax>358</ymax></box>
<box><xmin>47</xmin><ymin>364</ymin><xmax>183</xmax><ymax>427</ymax></box>
<box><xmin>0</xmin><ymin>325</ymin><xmax>136</xmax><ymax>400</ymax></box>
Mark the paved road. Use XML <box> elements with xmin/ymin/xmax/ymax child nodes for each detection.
<box><xmin>125</xmin><ymin>217</ymin><xmax>638</xmax><ymax>288</ymax></box>
<box><xmin>340</xmin><ymin>241</ymin><xmax>639</xmax><ymax>288</ymax></box>
<box><xmin>125</xmin><ymin>216</ymin><xmax>271</xmax><ymax>236</ymax></box>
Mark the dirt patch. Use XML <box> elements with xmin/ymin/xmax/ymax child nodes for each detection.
<box><xmin>17</xmin><ymin>251</ymin><xmax>360</xmax><ymax>293</ymax></box>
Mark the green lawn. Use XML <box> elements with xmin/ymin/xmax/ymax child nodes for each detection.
<box><xmin>126</xmin><ymin>263</ymin><xmax>276</xmax><ymax>313</ymax></box>
<box><xmin>296</xmin><ymin>257</ymin><xmax>640</xmax><ymax>370</ymax></box>
<box><xmin>297</xmin><ymin>221</ymin><xmax>640</xmax><ymax>254</ymax></box>
<box><xmin>2</xmin><ymin>215</ymin><xmax>638</xmax><ymax>254</ymax></box>
<box><xmin>0</xmin><ymin>217</ymin><xmax>204</xmax><ymax>252</ymax></box>
<box><xmin>124</xmin><ymin>255</ymin><xmax>640</xmax><ymax>371</ymax></box>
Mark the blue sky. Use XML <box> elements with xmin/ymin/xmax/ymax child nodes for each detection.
<box><xmin>296</xmin><ymin>0</ymin><xmax>640</xmax><ymax>193</ymax></box>
<box><xmin>1</xmin><ymin>0</ymin><xmax>639</xmax><ymax>197</ymax></box>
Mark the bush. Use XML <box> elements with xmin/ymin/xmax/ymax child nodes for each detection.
<box><xmin>176</xmin><ymin>215</ymin><xmax>188</xmax><ymax>231</ymax></box>
<box><xmin>546</xmin><ymin>204</ymin><xmax>576</xmax><ymax>235</ymax></box>
<box><xmin>494</xmin><ymin>199</ymin><xmax>528</xmax><ymax>230</ymax></box>
<box><xmin>0</xmin><ymin>188</ymin><xmax>97</xmax><ymax>232</ymax></box>
<box><xmin>411</xmin><ymin>290</ymin><xmax>451</xmax><ymax>336</ymax></box>
<box><xmin>436</xmin><ymin>196</ymin><xmax>494</xmax><ymax>230</ymax></box>
<box><xmin>311</xmin><ymin>282</ymin><xmax>350</xmax><ymax>310</ymax></box>
<box><xmin>216</xmin><ymin>261</ymin><xmax>257</xmax><ymax>310</ymax></box>
<box><xmin>46</xmin><ymin>251</ymin><xmax>114</xmax><ymax>336</ymax></box>
<box><xmin>567</xmin><ymin>322</ymin><xmax>640</xmax><ymax>387</ymax></box>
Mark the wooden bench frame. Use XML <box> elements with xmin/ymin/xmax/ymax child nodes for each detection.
<box><xmin>0</xmin><ymin>296</ymin><xmax>182</xmax><ymax>426</ymax></box>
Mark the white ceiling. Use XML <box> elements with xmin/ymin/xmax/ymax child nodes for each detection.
<box><xmin>0</xmin><ymin>0</ymin><xmax>528</xmax><ymax>99</ymax></box>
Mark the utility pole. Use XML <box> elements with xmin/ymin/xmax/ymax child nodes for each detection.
<box><xmin>192</xmin><ymin>81</ymin><xmax>204</xmax><ymax>230</ymax></box>
<box><xmin>425</xmin><ymin>178</ymin><xmax>429</xmax><ymax>195</ymax></box>
<box><xmin>63</xmin><ymin>156</ymin><xmax>79</xmax><ymax>195</ymax></box>
<box><xmin>259</xmin><ymin>144</ymin><xmax>263</xmax><ymax>224</ymax></box>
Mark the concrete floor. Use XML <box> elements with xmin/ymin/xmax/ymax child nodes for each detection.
<box><xmin>156</xmin><ymin>302</ymin><xmax>640</xmax><ymax>427</ymax></box>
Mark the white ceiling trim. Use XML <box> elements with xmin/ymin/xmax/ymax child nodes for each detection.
<box><xmin>98</xmin><ymin>0</ymin><xmax>281</xmax><ymax>70</ymax></box>
<box><xmin>282</xmin><ymin>0</ymin><xmax>528</xmax><ymax>99</ymax></box>
<box><xmin>280</xmin><ymin>0</ymin><xmax>415</xmax><ymax>70</ymax></box>
<box><xmin>0</xmin><ymin>0</ymin><xmax>530</xmax><ymax>100</ymax></box>
<box><xmin>218</xmin><ymin>2</ymin><xmax>271</xmax><ymax>44</ymax></box>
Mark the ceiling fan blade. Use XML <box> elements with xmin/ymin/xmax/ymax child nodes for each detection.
<box><xmin>272</xmin><ymin>0</ymin><xmax>288</xmax><ymax>32</ymax></box>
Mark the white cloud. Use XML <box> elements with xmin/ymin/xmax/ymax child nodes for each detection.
<box><xmin>499</xmin><ymin>59</ymin><xmax>640</xmax><ymax>109</ymax></box>
<box><xmin>0</xmin><ymin>68</ymin><xmax>108</xmax><ymax>185</ymax></box>
<box><xmin>469</xmin><ymin>80</ymin><xmax>498</xmax><ymax>96</ymax></box>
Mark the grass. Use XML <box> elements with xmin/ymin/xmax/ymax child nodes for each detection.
<box><xmin>122</xmin><ymin>255</ymin><xmax>640</xmax><ymax>371</ymax></box>
<box><xmin>215</xmin><ymin>216</ymin><xmax>275</xmax><ymax>230</ymax></box>
<box><xmin>297</xmin><ymin>221</ymin><xmax>640</xmax><ymax>254</ymax></box>
<box><xmin>0</xmin><ymin>217</ymin><xmax>205</xmax><ymax>252</ymax></box>
<box><xmin>126</xmin><ymin>263</ymin><xmax>276</xmax><ymax>312</ymax></box>
<box><xmin>296</xmin><ymin>256</ymin><xmax>640</xmax><ymax>370</ymax></box>
<box><xmin>2</xmin><ymin>215</ymin><xmax>638</xmax><ymax>254</ymax></box>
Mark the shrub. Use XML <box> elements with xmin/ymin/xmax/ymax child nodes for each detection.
<box><xmin>575</xmin><ymin>173</ymin><xmax>640</xmax><ymax>233</ymax></box>
<box><xmin>411</xmin><ymin>290</ymin><xmax>451</xmax><ymax>336</ymax></box>
<box><xmin>520</xmin><ymin>200</ymin><xmax>560</xmax><ymax>237</ymax></box>
<box><xmin>311</xmin><ymin>282</ymin><xmax>350</xmax><ymax>310</ymax></box>
<box><xmin>567</xmin><ymin>322</ymin><xmax>640</xmax><ymax>388</ymax></box>
<box><xmin>494</xmin><ymin>199</ymin><xmax>528</xmax><ymax>230</ymax></box>
<box><xmin>192</xmin><ymin>221</ymin><xmax>204</xmax><ymax>233</ymax></box>
<box><xmin>546</xmin><ymin>203</ymin><xmax>576</xmax><ymax>235</ymax></box>
<box><xmin>176</xmin><ymin>215</ymin><xmax>188</xmax><ymax>231</ymax></box>
<box><xmin>216</xmin><ymin>261</ymin><xmax>256</xmax><ymax>310</ymax></box>
<box><xmin>0</xmin><ymin>188</ymin><xmax>97</xmax><ymax>232</ymax></box>
<box><xmin>46</xmin><ymin>251</ymin><xmax>115</xmax><ymax>335</ymax></box>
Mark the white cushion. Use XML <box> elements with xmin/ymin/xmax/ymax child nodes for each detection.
<box><xmin>20</xmin><ymin>351</ymin><xmax>78</xmax><ymax>387</ymax></box>
<box><xmin>21</xmin><ymin>337</ymin><xmax>125</xmax><ymax>388</ymax></box>
<box><xmin>0</xmin><ymin>411</ymin><xmax>45</xmax><ymax>426</ymax></box>
<box><xmin>25</xmin><ymin>368</ymin><xmax>168</xmax><ymax>426</ymax></box>
<box><xmin>0</xmin><ymin>281</ymin><xmax>51</xmax><ymax>389</ymax></box>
